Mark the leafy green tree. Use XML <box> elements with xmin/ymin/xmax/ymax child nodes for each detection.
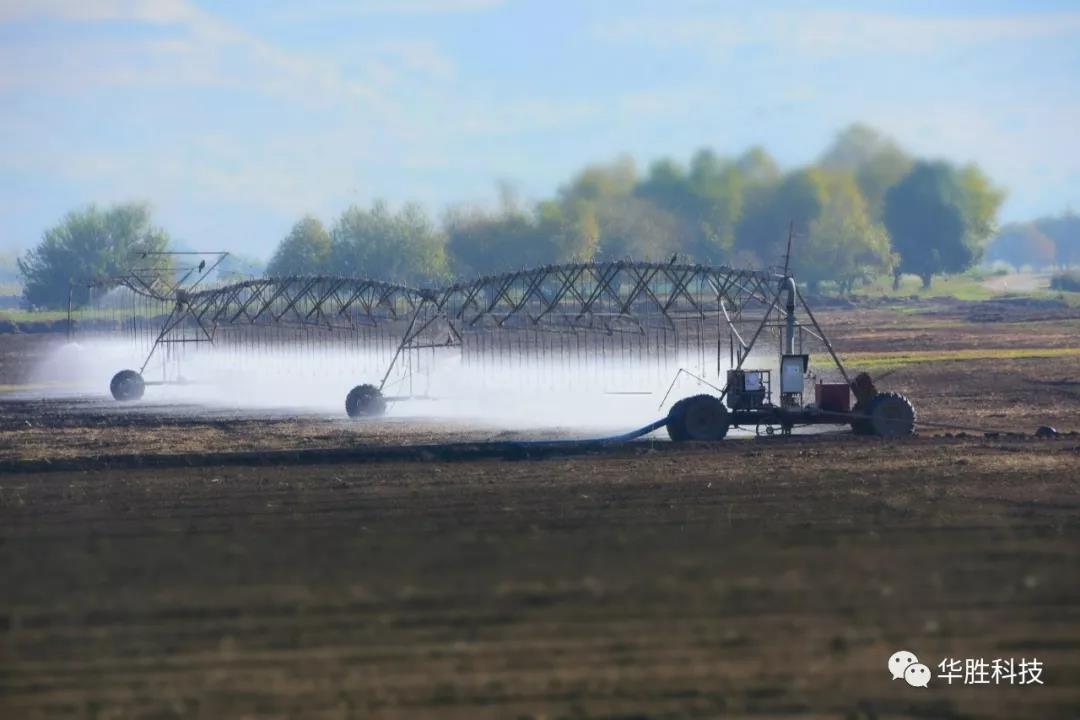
<box><xmin>955</xmin><ymin>164</ymin><xmax>1005</xmax><ymax>256</ymax></box>
<box><xmin>330</xmin><ymin>202</ymin><xmax>448</xmax><ymax>285</ymax></box>
<box><xmin>734</xmin><ymin>146</ymin><xmax>781</xmax><ymax>186</ymax></box>
<box><xmin>820</xmin><ymin>124</ymin><xmax>912</xmax><ymax>219</ymax></box>
<box><xmin>539</xmin><ymin>200</ymin><xmax>600</xmax><ymax>263</ymax></box>
<box><xmin>554</xmin><ymin>157</ymin><xmax>690</xmax><ymax>263</ymax></box>
<box><xmin>799</xmin><ymin>172</ymin><xmax>894</xmax><ymax>293</ymax></box>
<box><xmin>727</xmin><ymin>148</ymin><xmax>780</xmax><ymax>264</ymax></box>
<box><xmin>635</xmin><ymin>158</ymin><xmax>690</xmax><ymax>210</ymax></box>
<box><xmin>632</xmin><ymin>150</ymin><xmax>745</xmax><ymax>262</ymax></box>
<box><xmin>883</xmin><ymin>161</ymin><xmax>974</xmax><ymax>288</ymax></box>
<box><xmin>445</xmin><ymin>195</ymin><xmax>597</xmax><ymax>276</ymax></box>
<box><xmin>735</xmin><ymin>168</ymin><xmax>828</xmax><ymax>266</ymax></box>
<box><xmin>18</xmin><ymin>203</ymin><xmax>170</xmax><ymax>309</ymax></box>
<box><xmin>820</xmin><ymin>124</ymin><xmax>894</xmax><ymax>170</ymax></box>
<box><xmin>857</xmin><ymin>150</ymin><xmax>915</xmax><ymax>221</ymax></box>
<box><xmin>633</xmin><ymin>158</ymin><xmax>704</xmax><ymax>260</ymax></box>
<box><xmin>553</xmin><ymin>149</ymin><xmax>754</xmax><ymax>265</ymax></box>
<box><xmin>592</xmin><ymin>196</ymin><xmax>680</xmax><ymax>262</ymax></box>
<box><xmin>444</xmin><ymin>207</ymin><xmax>528</xmax><ymax>275</ymax></box>
<box><xmin>266</xmin><ymin>216</ymin><xmax>331</xmax><ymax>276</ymax></box>
<box><xmin>688</xmin><ymin>150</ymin><xmax>743</xmax><ymax>248</ymax></box>
<box><xmin>559</xmin><ymin>156</ymin><xmax>638</xmax><ymax>204</ymax></box>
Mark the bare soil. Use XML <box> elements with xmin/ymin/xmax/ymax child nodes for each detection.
<box><xmin>1</xmin><ymin>302</ymin><xmax>1079</xmax><ymax>719</ymax></box>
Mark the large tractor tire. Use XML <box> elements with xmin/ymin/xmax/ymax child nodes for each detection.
<box><xmin>867</xmin><ymin>392</ymin><xmax>916</xmax><ymax>438</ymax></box>
<box><xmin>110</xmin><ymin>370</ymin><xmax>145</xmax><ymax>401</ymax></box>
<box><xmin>345</xmin><ymin>384</ymin><xmax>387</xmax><ymax>418</ymax></box>
<box><xmin>666</xmin><ymin>394</ymin><xmax>729</xmax><ymax>442</ymax></box>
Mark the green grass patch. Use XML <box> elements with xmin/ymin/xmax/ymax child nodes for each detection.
<box><xmin>0</xmin><ymin>309</ymin><xmax>71</xmax><ymax>323</ymax></box>
<box><xmin>832</xmin><ymin>347</ymin><xmax>1080</xmax><ymax>371</ymax></box>
<box><xmin>854</xmin><ymin>273</ymin><xmax>995</xmax><ymax>301</ymax></box>
<box><xmin>0</xmin><ymin>306</ymin><xmax>165</xmax><ymax>323</ymax></box>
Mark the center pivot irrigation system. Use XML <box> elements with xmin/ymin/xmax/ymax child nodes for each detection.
<box><xmin>77</xmin><ymin>249</ymin><xmax>916</xmax><ymax>441</ymax></box>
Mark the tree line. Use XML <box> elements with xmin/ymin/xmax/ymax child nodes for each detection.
<box><xmin>266</xmin><ymin>124</ymin><xmax>1005</xmax><ymax>292</ymax></box>
<box><xmin>22</xmin><ymin>124</ymin><xmax>1065</xmax><ymax>309</ymax></box>
<box><xmin>986</xmin><ymin>212</ymin><xmax>1080</xmax><ymax>270</ymax></box>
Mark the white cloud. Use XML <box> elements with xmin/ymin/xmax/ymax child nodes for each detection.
<box><xmin>260</xmin><ymin>0</ymin><xmax>506</xmax><ymax>24</ymax></box>
<box><xmin>360</xmin><ymin>42</ymin><xmax>459</xmax><ymax>85</ymax></box>
<box><xmin>0</xmin><ymin>0</ymin><xmax>197</xmax><ymax>24</ymax></box>
<box><xmin>272</xmin><ymin>0</ymin><xmax>505</xmax><ymax>18</ymax></box>
<box><xmin>3</xmin><ymin>0</ymin><xmax>1076</xmax><ymax>248</ymax></box>
<box><xmin>599</xmin><ymin>9</ymin><xmax>1080</xmax><ymax>58</ymax></box>
<box><xmin>789</xmin><ymin>10</ymin><xmax>1080</xmax><ymax>57</ymax></box>
<box><xmin>0</xmin><ymin>0</ymin><xmax>384</xmax><ymax>108</ymax></box>
<box><xmin>0</xmin><ymin>0</ymin><xmax>432</xmax><ymax>226</ymax></box>
<box><xmin>343</xmin><ymin>0</ymin><xmax>504</xmax><ymax>13</ymax></box>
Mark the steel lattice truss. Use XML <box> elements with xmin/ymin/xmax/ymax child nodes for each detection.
<box><xmin>177</xmin><ymin>276</ymin><xmax>424</xmax><ymax>334</ymax></box>
<box><xmin>123</xmin><ymin>261</ymin><xmax>779</xmax><ymax>343</ymax></box>
<box><xmin>89</xmin><ymin>260</ymin><xmax>820</xmax><ymax>390</ymax></box>
<box><xmin>79</xmin><ymin>259</ymin><xmax>867</xmax><ymax>405</ymax></box>
<box><xmin>436</xmin><ymin>262</ymin><xmax>775</xmax><ymax>331</ymax></box>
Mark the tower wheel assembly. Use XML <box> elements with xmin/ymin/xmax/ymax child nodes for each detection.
<box><xmin>109</xmin><ymin>369</ymin><xmax>145</xmax><ymax>402</ymax></box>
<box><xmin>667</xmin><ymin>395</ymin><xmax>730</xmax><ymax>441</ymax></box>
<box><xmin>865</xmin><ymin>391</ymin><xmax>917</xmax><ymax>438</ymax></box>
<box><xmin>345</xmin><ymin>383</ymin><xmax>387</xmax><ymax>418</ymax></box>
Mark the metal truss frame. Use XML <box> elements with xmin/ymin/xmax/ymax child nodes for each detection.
<box><xmin>101</xmin><ymin>260</ymin><xmax>845</xmax><ymax>394</ymax></box>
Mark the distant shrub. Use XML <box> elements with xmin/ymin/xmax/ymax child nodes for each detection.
<box><xmin>1050</xmin><ymin>270</ymin><xmax>1080</xmax><ymax>292</ymax></box>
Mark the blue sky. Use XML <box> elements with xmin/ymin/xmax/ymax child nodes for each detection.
<box><xmin>2</xmin><ymin>0</ymin><xmax>1078</xmax><ymax>259</ymax></box>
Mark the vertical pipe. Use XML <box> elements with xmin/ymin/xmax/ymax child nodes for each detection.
<box><xmin>784</xmin><ymin>276</ymin><xmax>797</xmax><ymax>356</ymax></box>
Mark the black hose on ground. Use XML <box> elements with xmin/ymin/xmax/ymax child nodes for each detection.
<box><xmin>507</xmin><ymin>416</ymin><xmax>670</xmax><ymax>447</ymax></box>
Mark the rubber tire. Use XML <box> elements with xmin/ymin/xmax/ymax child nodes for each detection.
<box><xmin>666</xmin><ymin>396</ymin><xmax>693</xmax><ymax>442</ymax></box>
<box><xmin>110</xmin><ymin>370</ymin><xmax>145</xmax><ymax>401</ymax></box>
<box><xmin>867</xmin><ymin>392</ymin><xmax>916</xmax><ymax>438</ymax></box>
<box><xmin>345</xmin><ymin>384</ymin><xmax>387</xmax><ymax>418</ymax></box>
<box><xmin>666</xmin><ymin>394</ymin><xmax>729</xmax><ymax>442</ymax></box>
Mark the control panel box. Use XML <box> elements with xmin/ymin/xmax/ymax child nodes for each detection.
<box><xmin>726</xmin><ymin>369</ymin><xmax>769</xmax><ymax>410</ymax></box>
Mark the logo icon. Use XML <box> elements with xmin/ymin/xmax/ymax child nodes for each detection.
<box><xmin>889</xmin><ymin>650</ymin><xmax>930</xmax><ymax>687</ymax></box>
<box><xmin>889</xmin><ymin>650</ymin><xmax>919</xmax><ymax>680</ymax></box>
<box><xmin>905</xmin><ymin>662</ymin><xmax>932</xmax><ymax>688</ymax></box>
